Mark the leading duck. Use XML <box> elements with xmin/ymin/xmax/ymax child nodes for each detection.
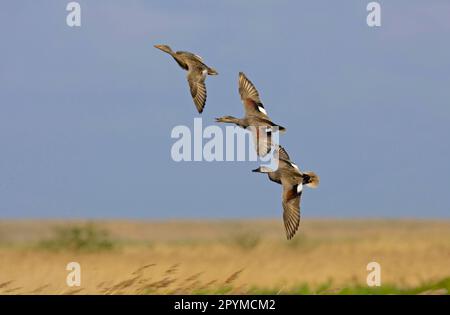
<box><xmin>253</xmin><ymin>146</ymin><xmax>319</xmax><ymax>240</ymax></box>
<box><xmin>154</xmin><ymin>44</ymin><xmax>218</xmax><ymax>113</ymax></box>
<box><xmin>216</xmin><ymin>72</ymin><xmax>286</xmax><ymax>156</ymax></box>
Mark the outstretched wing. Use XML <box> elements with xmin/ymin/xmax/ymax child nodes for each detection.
<box><xmin>275</xmin><ymin>145</ymin><xmax>290</xmax><ymax>161</ymax></box>
<box><xmin>281</xmin><ymin>183</ymin><xmax>302</xmax><ymax>240</ymax></box>
<box><xmin>249</xmin><ymin>126</ymin><xmax>272</xmax><ymax>157</ymax></box>
<box><xmin>238</xmin><ymin>72</ymin><xmax>269</xmax><ymax>118</ymax></box>
<box><xmin>187</xmin><ymin>68</ymin><xmax>207</xmax><ymax>113</ymax></box>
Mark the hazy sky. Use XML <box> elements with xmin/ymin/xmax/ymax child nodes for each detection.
<box><xmin>1</xmin><ymin>1</ymin><xmax>449</xmax><ymax>219</ymax></box>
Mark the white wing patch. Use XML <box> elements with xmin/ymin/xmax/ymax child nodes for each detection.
<box><xmin>194</xmin><ymin>54</ymin><xmax>203</xmax><ymax>60</ymax></box>
<box><xmin>257</xmin><ymin>105</ymin><xmax>267</xmax><ymax>115</ymax></box>
<box><xmin>297</xmin><ymin>183</ymin><xmax>303</xmax><ymax>193</ymax></box>
<box><xmin>290</xmin><ymin>162</ymin><xmax>300</xmax><ymax>171</ymax></box>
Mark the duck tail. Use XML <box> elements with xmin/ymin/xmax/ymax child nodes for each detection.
<box><xmin>304</xmin><ymin>171</ymin><xmax>320</xmax><ymax>188</ymax></box>
<box><xmin>277</xmin><ymin>125</ymin><xmax>286</xmax><ymax>133</ymax></box>
<box><xmin>207</xmin><ymin>67</ymin><xmax>218</xmax><ymax>75</ymax></box>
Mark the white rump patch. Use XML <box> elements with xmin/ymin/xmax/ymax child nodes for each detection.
<box><xmin>297</xmin><ymin>183</ymin><xmax>303</xmax><ymax>193</ymax></box>
<box><xmin>257</xmin><ymin>106</ymin><xmax>267</xmax><ymax>115</ymax></box>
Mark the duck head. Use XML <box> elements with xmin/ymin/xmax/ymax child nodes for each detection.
<box><xmin>154</xmin><ymin>44</ymin><xmax>173</xmax><ymax>54</ymax></box>
<box><xmin>252</xmin><ymin>166</ymin><xmax>274</xmax><ymax>173</ymax></box>
<box><xmin>215</xmin><ymin>116</ymin><xmax>239</xmax><ymax>124</ymax></box>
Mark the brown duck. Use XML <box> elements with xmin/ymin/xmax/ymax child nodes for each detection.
<box><xmin>253</xmin><ymin>145</ymin><xmax>319</xmax><ymax>240</ymax></box>
<box><xmin>216</xmin><ymin>72</ymin><xmax>286</xmax><ymax>156</ymax></box>
<box><xmin>154</xmin><ymin>44</ymin><xmax>218</xmax><ymax>113</ymax></box>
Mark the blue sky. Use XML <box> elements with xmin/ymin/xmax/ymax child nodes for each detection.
<box><xmin>0</xmin><ymin>1</ymin><xmax>449</xmax><ymax>218</ymax></box>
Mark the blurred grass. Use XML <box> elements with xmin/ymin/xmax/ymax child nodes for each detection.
<box><xmin>37</xmin><ymin>223</ymin><xmax>115</xmax><ymax>252</ymax></box>
<box><xmin>0</xmin><ymin>219</ymin><xmax>449</xmax><ymax>294</ymax></box>
<box><xmin>229</xmin><ymin>232</ymin><xmax>261</xmax><ymax>250</ymax></box>
<box><xmin>246</xmin><ymin>277</ymin><xmax>450</xmax><ymax>295</ymax></box>
<box><xmin>335</xmin><ymin>277</ymin><xmax>450</xmax><ymax>295</ymax></box>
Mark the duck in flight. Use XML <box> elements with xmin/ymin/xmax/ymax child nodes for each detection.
<box><xmin>154</xmin><ymin>44</ymin><xmax>218</xmax><ymax>113</ymax></box>
<box><xmin>253</xmin><ymin>145</ymin><xmax>319</xmax><ymax>240</ymax></box>
<box><xmin>216</xmin><ymin>72</ymin><xmax>286</xmax><ymax>156</ymax></box>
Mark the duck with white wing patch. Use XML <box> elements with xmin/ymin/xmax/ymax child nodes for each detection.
<box><xmin>252</xmin><ymin>145</ymin><xmax>319</xmax><ymax>240</ymax></box>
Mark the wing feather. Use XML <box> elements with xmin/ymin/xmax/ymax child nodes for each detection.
<box><xmin>187</xmin><ymin>70</ymin><xmax>207</xmax><ymax>113</ymax></box>
<box><xmin>282</xmin><ymin>185</ymin><xmax>302</xmax><ymax>240</ymax></box>
<box><xmin>275</xmin><ymin>145</ymin><xmax>290</xmax><ymax>161</ymax></box>
<box><xmin>238</xmin><ymin>72</ymin><xmax>269</xmax><ymax>118</ymax></box>
<box><xmin>249</xmin><ymin>126</ymin><xmax>272</xmax><ymax>157</ymax></box>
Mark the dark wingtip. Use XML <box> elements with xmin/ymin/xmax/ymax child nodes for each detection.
<box><xmin>195</xmin><ymin>103</ymin><xmax>204</xmax><ymax>114</ymax></box>
<box><xmin>286</xmin><ymin>230</ymin><xmax>295</xmax><ymax>240</ymax></box>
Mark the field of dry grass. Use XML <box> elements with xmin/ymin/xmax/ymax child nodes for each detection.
<box><xmin>0</xmin><ymin>219</ymin><xmax>449</xmax><ymax>294</ymax></box>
